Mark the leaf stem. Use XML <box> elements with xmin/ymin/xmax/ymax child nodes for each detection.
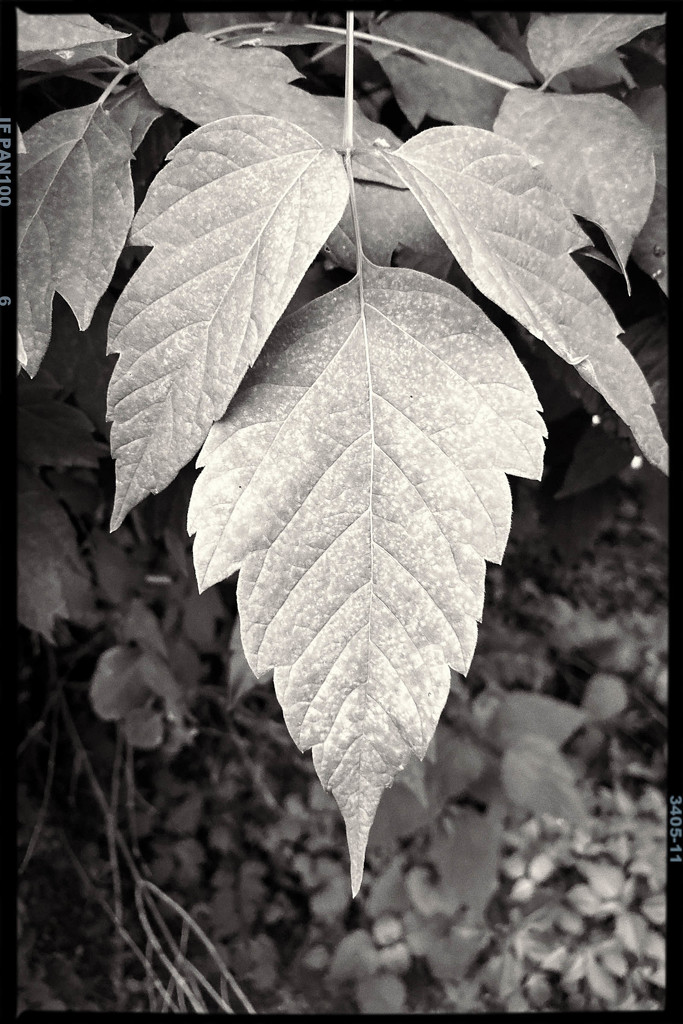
<box><xmin>343</xmin><ymin>12</ymin><xmax>355</xmax><ymax>152</ymax></box>
<box><xmin>342</xmin><ymin>11</ymin><xmax>363</xmax><ymax>277</ymax></box>
<box><xmin>97</xmin><ymin>62</ymin><xmax>137</xmax><ymax>106</ymax></box>
<box><xmin>209</xmin><ymin>20</ymin><xmax>524</xmax><ymax>92</ymax></box>
<box><xmin>205</xmin><ymin>21</ymin><xmax>276</xmax><ymax>38</ymax></box>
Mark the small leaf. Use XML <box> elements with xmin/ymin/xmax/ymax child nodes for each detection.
<box><xmin>526</xmin><ymin>13</ymin><xmax>666</xmax><ymax>85</ymax></box>
<box><xmin>107</xmin><ymin>114</ymin><xmax>348</xmax><ymax>528</ymax></box>
<box><xmin>427</xmin><ymin>804</ymin><xmax>505</xmax><ymax>920</ymax></box>
<box><xmin>641</xmin><ymin>893</ymin><xmax>665</xmax><ymax>926</ymax></box>
<box><xmin>17</xmin><ymin>127</ymin><xmax>27</xmax><ymax>154</ymax></box>
<box><xmin>328</xmin><ymin>930</ymin><xmax>379</xmax><ymax>981</ymax></box>
<box><xmin>555</xmin><ymin>424</ymin><xmax>634</xmax><ymax>499</ymax></box>
<box><xmin>494</xmin><ymin>91</ymin><xmax>656</xmax><ymax>282</ymax></box>
<box><xmin>585</xmin><ymin>951</ymin><xmax>618</xmax><ymax>1003</ymax></box>
<box><xmin>189</xmin><ymin>263</ymin><xmax>546</xmax><ymax>893</ymax></box>
<box><xmin>631</xmin><ymin>184</ymin><xmax>667</xmax><ymax>294</ymax></box>
<box><xmin>39</xmin><ymin>294</ymin><xmax>116</xmax><ymax>439</ymax></box>
<box><xmin>18</xmin><ymin>380</ymin><xmax>105</xmax><ymax>469</ymax></box>
<box><xmin>19</xmin><ymin>104</ymin><xmax>134</xmax><ymax>377</ymax></box>
<box><xmin>501</xmin><ymin>734</ymin><xmax>586</xmax><ymax>823</ymax></box>
<box><xmin>493</xmin><ymin>692</ymin><xmax>587</xmax><ymax>749</ymax></box>
<box><xmin>325</xmin><ymin>180</ymin><xmax>449</xmax><ymax>273</ymax></box>
<box><xmin>89</xmin><ymin>645</ymin><xmax>150</xmax><ymax>721</ymax></box>
<box><xmin>356</xmin><ymin>973</ymin><xmax>406</xmax><ymax>1013</ymax></box>
<box><xmin>226</xmin><ymin>615</ymin><xmax>272</xmax><ymax>708</ymax></box>
<box><xmin>620</xmin><ymin>316</ymin><xmax>667</xmax><ymax>440</ymax></box>
<box><xmin>580</xmin><ymin>861</ymin><xmax>625</xmax><ymax>900</ymax></box>
<box><xmin>119</xmin><ymin>598</ymin><xmax>168</xmax><ymax>658</ymax></box>
<box><xmin>385</xmin><ymin>126</ymin><xmax>668</xmax><ymax>474</ymax></box>
<box><xmin>104</xmin><ymin>79</ymin><xmax>164</xmax><ymax>153</ymax></box>
<box><xmin>367</xmin><ymin>856</ymin><xmax>411</xmax><ymax>920</ymax></box>
<box><xmin>138</xmin><ymin>33</ymin><xmax>402</xmax><ymax>187</ymax></box>
<box><xmin>17</xmin><ymin>11</ymin><xmax>128</xmax><ymax>70</ymax></box>
<box><xmin>582</xmin><ymin>672</ymin><xmax>629</xmax><ymax>719</ymax></box>
<box><xmin>426</xmin><ymin>925</ymin><xmax>488</xmax><ymax>982</ymax></box>
<box><xmin>18</xmin><ymin>467</ymin><xmax>94</xmax><ymax>641</ymax></box>
<box><xmin>374</xmin><ymin>12</ymin><xmax>533</xmax><ymax>129</ymax></box>
<box><xmin>123</xmin><ymin>707</ymin><xmax>165</xmax><ymax>750</ymax></box>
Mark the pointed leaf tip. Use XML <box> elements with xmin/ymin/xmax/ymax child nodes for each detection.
<box><xmin>190</xmin><ymin>262</ymin><xmax>546</xmax><ymax>887</ymax></box>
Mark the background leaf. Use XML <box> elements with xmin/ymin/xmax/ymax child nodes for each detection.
<box><xmin>493</xmin><ymin>692</ymin><xmax>587</xmax><ymax>749</ymax></box>
<box><xmin>494</xmin><ymin>92</ymin><xmax>656</xmax><ymax>282</ymax></box>
<box><xmin>137</xmin><ymin>33</ymin><xmax>403</xmax><ymax>187</ymax></box>
<box><xmin>18</xmin><ymin>104</ymin><xmax>134</xmax><ymax>377</ymax></box>
<box><xmin>18</xmin><ymin>467</ymin><xmax>94</xmax><ymax>641</ymax></box>
<box><xmin>501</xmin><ymin>734</ymin><xmax>586</xmax><ymax>822</ymax></box>
<box><xmin>525</xmin><ymin>13</ymin><xmax>666</xmax><ymax>85</ymax></box>
<box><xmin>18</xmin><ymin>379</ymin><xmax>105</xmax><ymax>469</ymax></box>
<box><xmin>189</xmin><ymin>262</ymin><xmax>546</xmax><ymax>892</ymax></box>
<box><xmin>324</xmin><ymin>180</ymin><xmax>450</xmax><ymax>273</ymax></box>
<box><xmin>385</xmin><ymin>127</ymin><xmax>668</xmax><ymax>475</ymax></box>
<box><xmin>374</xmin><ymin>12</ymin><xmax>533</xmax><ymax>129</ymax></box>
<box><xmin>17</xmin><ymin>11</ymin><xmax>128</xmax><ymax>71</ymax></box>
<box><xmin>107</xmin><ymin>114</ymin><xmax>348</xmax><ymax>528</ymax></box>
<box><xmin>104</xmin><ymin>79</ymin><xmax>164</xmax><ymax>153</ymax></box>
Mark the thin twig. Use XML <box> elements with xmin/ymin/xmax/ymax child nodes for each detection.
<box><xmin>62</xmin><ymin>834</ymin><xmax>180</xmax><ymax>1012</ymax></box>
<box><xmin>58</xmin><ymin>691</ymin><xmax>255</xmax><ymax>1013</ymax></box>
<box><xmin>306</xmin><ymin>41</ymin><xmax>344</xmax><ymax>66</ymax></box>
<box><xmin>19</xmin><ymin>704</ymin><xmax>59</xmax><ymax>874</ymax></box>
<box><xmin>134</xmin><ymin>887</ymin><xmax>207</xmax><ymax>1013</ymax></box>
<box><xmin>108</xmin><ymin>727</ymin><xmax>125</xmax><ymax>1007</ymax></box>
<box><xmin>97</xmin><ymin>63</ymin><xmax>137</xmax><ymax>107</ymax></box>
<box><xmin>141</xmin><ymin>880</ymin><xmax>256</xmax><ymax>1014</ymax></box>
<box><xmin>205</xmin><ymin>21</ymin><xmax>276</xmax><ymax>38</ymax></box>
<box><xmin>210</xmin><ymin>20</ymin><xmax>524</xmax><ymax>91</ymax></box>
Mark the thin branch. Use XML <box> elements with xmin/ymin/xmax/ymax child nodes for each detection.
<box><xmin>209</xmin><ymin>20</ymin><xmax>524</xmax><ymax>92</ymax></box>
<box><xmin>97</xmin><ymin>63</ymin><xmax>137</xmax><ymax>107</ymax></box>
<box><xmin>205</xmin><ymin>21</ymin><xmax>278</xmax><ymax>38</ymax></box>
<box><xmin>343</xmin><ymin>12</ymin><xmax>355</xmax><ymax>151</ymax></box>
<box><xmin>306</xmin><ymin>41</ymin><xmax>343</xmax><ymax>66</ymax></box>
<box><xmin>141</xmin><ymin>880</ymin><xmax>257</xmax><ymax>1014</ymax></box>
<box><xmin>61</xmin><ymin>834</ymin><xmax>180</xmax><ymax>1012</ymax></box>
<box><xmin>134</xmin><ymin>887</ymin><xmax>207</xmax><ymax>1013</ymax></box>
<box><xmin>19</xmin><ymin>704</ymin><xmax>59</xmax><ymax>874</ymax></box>
<box><xmin>102</xmin><ymin>14</ymin><xmax>159</xmax><ymax>45</ymax></box>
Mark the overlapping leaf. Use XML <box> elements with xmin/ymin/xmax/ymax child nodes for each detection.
<box><xmin>188</xmin><ymin>262</ymin><xmax>546</xmax><ymax>891</ymax></box>
<box><xmin>18</xmin><ymin>467</ymin><xmax>94</xmax><ymax>640</ymax></box>
<box><xmin>627</xmin><ymin>88</ymin><xmax>667</xmax><ymax>293</ymax></box>
<box><xmin>107</xmin><ymin>115</ymin><xmax>348</xmax><ymax>529</ymax></box>
<box><xmin>383</xmin><ymin>127</ymin><xmax>668</xmax><ymax>474</ymax></box>
<box><xmin>526</xmin><ymin>12</ymin><xmax>665</xmax><ymax>85</ymax></box>
<box><xmin>374</xmin><ymin>12</ymin><xmax>533</xmax><ymax>130</ymax></box>
<box><xmin>494</xmin><ymin>92</ymin><xmax>656</xmax><ymax>282</ymax></box>
<box><xmin>17</xmin><ymin>11</ymin><xmax>128</xmax><ymax>72</ymax></box>
<box><xmin>104</xmin><ymin>79</ymin><xmax>164</xmax><ymax>153</ymax></box>
<box><xmin>137</xmin><ymin>33</ymin><xmax>403</xmax><ymax>187</ymax></box>
<box><xmin>325</xmin><ymin>180</ymin><xmax>450</xmax><ymax>273</ymax></box>
<box><xmin>18</xmin><ymin>379</ymin><xmax>105</xmax><ymax>469</ymax></box>
<box><xmin>18</xmin><ymin>103</ymin><xmax>134</xmax><ymax>377</ymax></box>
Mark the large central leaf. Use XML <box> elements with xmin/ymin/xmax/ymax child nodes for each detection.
<box><xmin>188</xmin><ymin>262</ymin><xmax>546</xmax><ymax>891</ymax></box>
<box><xmin>107</xmin><ymin>115</ymin><xmax>348</xmax><ymax>528</ymax></box>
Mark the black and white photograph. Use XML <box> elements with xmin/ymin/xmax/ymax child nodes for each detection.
<box><xmin>7</xmin><ymin>3</ymin><xmax>675</xmax><ymax>1016</ymax></box>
